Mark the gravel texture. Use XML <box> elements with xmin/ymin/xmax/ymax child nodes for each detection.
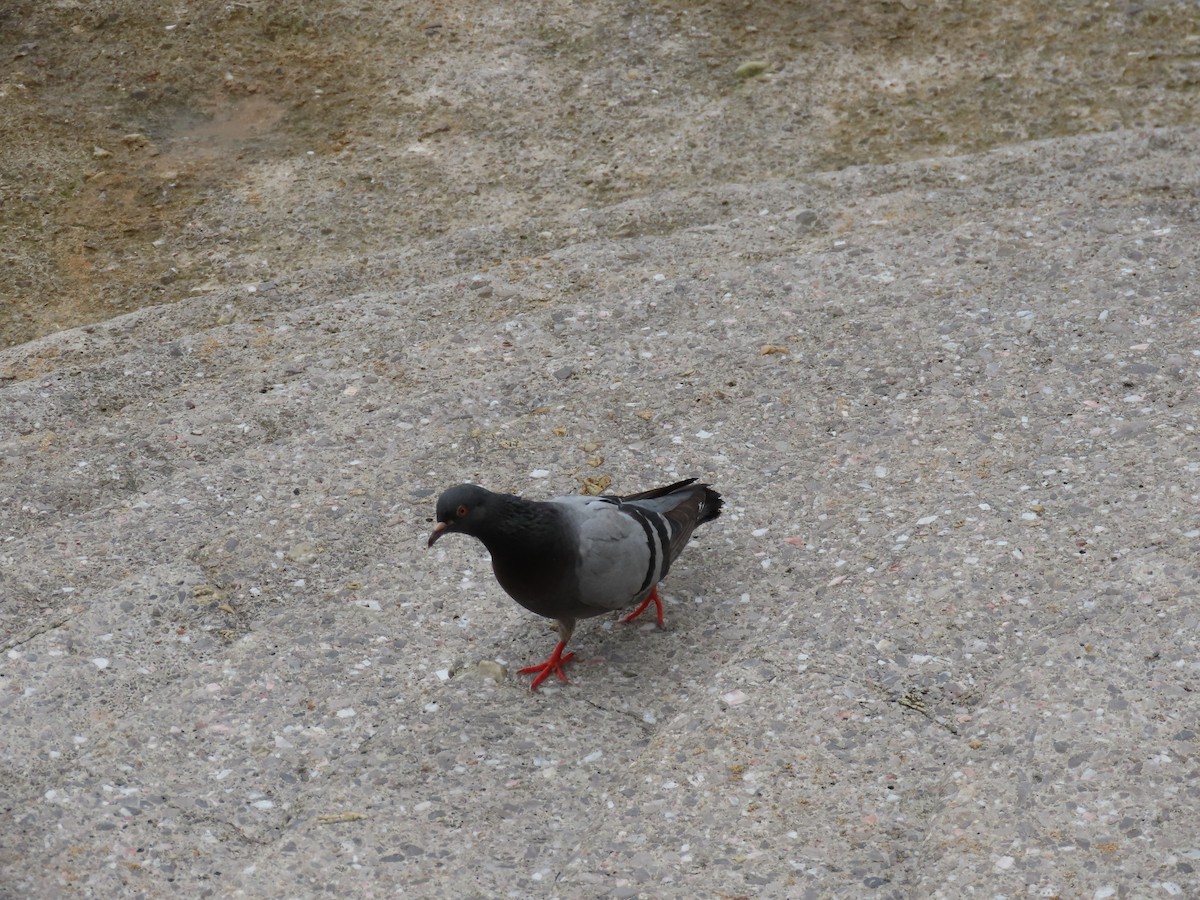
<box><xmin>3</xmin><ymin>126</ymin><xmax>1198</xmax><ymax>898</ymax></box>
<box><xmin>3</xmin><ymin>3</ymin><xmax>1200</xmax><ymax>897</ymax></box>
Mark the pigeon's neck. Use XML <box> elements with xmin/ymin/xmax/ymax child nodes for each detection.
<box><xmin>475</xmin><ymin>496</ymin><xmax>568</xmax><ymax>564</ymax></box>
<box><xmin>478</xmin><ymin>496</ymin><xmax>576</xmax><ymax>613</ymax></box>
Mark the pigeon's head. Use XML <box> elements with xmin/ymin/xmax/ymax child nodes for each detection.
<box><xmin>428</xmin><ymin>484</ymin><xmax>497</xmax><ymax>547</ymax></box>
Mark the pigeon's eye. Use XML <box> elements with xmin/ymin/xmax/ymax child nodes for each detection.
<box><xmin>456</xmin><ymin>504</ymin><xmax>469</xmax><ymax>518</ymax></box>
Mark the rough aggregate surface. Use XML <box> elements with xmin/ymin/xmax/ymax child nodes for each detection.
<box><xmin>3</xmin><ymin>3</ymin><xmax>1200</xmax><ymax>899</ymax></box>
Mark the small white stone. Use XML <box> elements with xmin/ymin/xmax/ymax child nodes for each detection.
<box><xmin>529</xmin><ymin>469</ymin><xmax>551</xmax><ymax>478</ymax></box>
<box><xmin>92</xmin><ymin>658</ymin><xmax>109</xmax><ymax>670</ymax></box>
<box><xmin>722</xmin><ymin>689</ymin><xmax>749</xmax><ymax>706</ymax></box>
<box><xmin>751</xmin><ymin>527</ymin><xmax>769</xmax><ymax>537</ymax></box>
<box><xmin>336</xmin><ymin>707</ymin><xmax>356</xmax><ymax>718</ymax></box>
<box><xmin>994</xmin><ymin>855</ymin><xmax>1015</xmax><ymax>870</ymax></box>
<box><xmin>252</xmin><ymin>799</ymin><xmax>274</xmax><ymax>809</ymax></box>
<box><xmin>354</xmin><ymin>599</ymin><xmax>381</xmax><ymax>611</ymax></box>
<box><xmin>435</xmin><ymin>669</ymin><xmax>450</xmax><ymax>681</ymax></box>
<box><xmin>582</xmin><ymin>750</ymin><xmax>602</xmax><ymax>763</ymax></box>
<box><xmin>917</xmin><ymin>515</ymin><xmax>938</xmax><ymax>525</ymax></box>
<box><xmin>695</xmin><ymin>430</ymin><xmax>713</xmax><ymax>439</ymax></box>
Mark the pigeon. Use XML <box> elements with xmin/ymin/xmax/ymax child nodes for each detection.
<box><xmin>427</xmin><ymin>478</ymin><xmax>723</xmax><ymax>690</ymax></box>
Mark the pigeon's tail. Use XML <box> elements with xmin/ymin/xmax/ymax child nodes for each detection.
<box><xmin>623</xmin><ymin>478</ymin><xmax>723</xmax><ymax>522</ymax></box>
<box><xmin>696</xmin><ymin>483</ymin><xmax>723</xmax><ymax>525</ymax></box>
<box><xmin>621</xmin><ymin>478</ymin><xmax>723</xmax><ymax>564</ymax></box>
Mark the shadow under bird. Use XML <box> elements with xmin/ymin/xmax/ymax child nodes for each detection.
<box><xmin>427</xmin><ymin>478</ymin><xmax>723</xmax><ymax>690</ymax></box>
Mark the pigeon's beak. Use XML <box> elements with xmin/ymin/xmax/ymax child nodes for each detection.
<box><xmin>427</xmin><ymin>521</ymin><xmax>449</xmax><ymax>547</ymax></box>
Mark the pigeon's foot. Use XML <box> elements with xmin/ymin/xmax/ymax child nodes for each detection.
<box><xmin>620</xmin><ymin>585</ymin><xmax>664</xmax><ymax>627</ymax></box>
<box><xmin>519</xmin><ymin>640</ymin><xmax>576</xmax><ymax>691</ymax></box>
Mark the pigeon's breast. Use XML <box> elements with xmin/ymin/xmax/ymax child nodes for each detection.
<box><xmin>491</xmin><ymin>551</ymin><xmax>583</xmax><ymax>620</ymax></box>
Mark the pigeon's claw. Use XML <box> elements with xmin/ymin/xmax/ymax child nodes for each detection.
<box><xmin>620</xmin><ymin>585</ymin><xmax>664</xmax><ymax>627</ymax></box>
<box><xmin>518</xmin><ymin>640</ymin><xmax>576</xmax><ymax>691</ymax></box>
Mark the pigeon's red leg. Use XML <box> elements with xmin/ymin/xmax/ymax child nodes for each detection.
<box><xmin>620</xmin><ymin>585</ymin><xmax>664</xmax><ymax>627</ymax></box>
<box><xmin>518</xmin><ymin>640</ymin><xmax>576</xmax><ymax>691</ymax></box>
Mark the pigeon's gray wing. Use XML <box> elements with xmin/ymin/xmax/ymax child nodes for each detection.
<box><xmin>550</xmin><ymin>496</ymin><xmax>657</xmax><ymax>612</ymax></box>
<box><xmin>552</xmin><ymin>480</ymin><xmax>722</xmax><ymax>612</ymax></box>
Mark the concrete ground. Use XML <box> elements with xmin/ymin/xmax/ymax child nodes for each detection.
<box><xmin>2</xmin><ymin>4</ymin><xmax>1200</xmax><ymax>899</ymax></box>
